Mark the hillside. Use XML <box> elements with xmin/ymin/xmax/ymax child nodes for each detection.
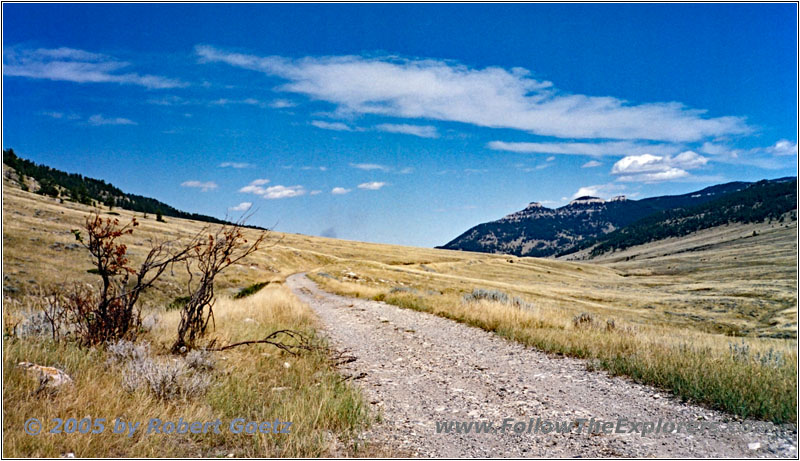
<box><xmin>438</xmin><ymin>179</ymin><xmax>792</xmax><ymax>257</ymax></box>
<box><xmin>566</xmin><ymin>178</ymin><xmax>797</xmax><ymax>258</ymax></box>
<box><xmin>3</xmin><ymin>174</ymin><xmax>796</xmax><ymax>458</ymax></box>
<box><xmin>2</xmin><ymin>148</ymin><xmax>260</xmax><ymax>228</ymax></box>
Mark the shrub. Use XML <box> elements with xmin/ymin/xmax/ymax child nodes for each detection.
<box><xmin>233</xmin><ymin>282</ymin><xmax>269</xmax><ymax>299</ymax></box>
<box><xmin>572</xmin><ymin>312</ymin><xmax>595</xmax><ymax>329</ymax></box>
<box><xmin>68</xmin><ymin>213</ymin><xmax>198</xmax><ymax>345</ymax></box>
<box><xmin>109</xmin><ymin>339</ymin><xmax>212</xmax><ymax>400</ymax></box>
<box><xmin>166</xmin><ymin>296</ymin><xmax>191</xmax><ymax>311</ymax></box>
<box><xmin>172</xmin><ymin>221</ymin><xmax>266</xmax><ymax>353</ymax></box>
<box><xmin>106</xmin><ymin>339</ymin><xmax>151</xmax><ymax>364</ymax></box>
<box><xmin>462</xmin><ymin>288</ymin><xmax>534</xmax><ymax>310</ymax></box>
<box><xmin>185</xmin><ymin>349</ymin><xmax>215</xmax><ymax>371</ymax></box>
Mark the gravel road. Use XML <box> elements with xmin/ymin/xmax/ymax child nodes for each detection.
<box><xmin>287</xmin><ymin>273</ymin><xmax>797</xmax><ymax>458</ymax></box>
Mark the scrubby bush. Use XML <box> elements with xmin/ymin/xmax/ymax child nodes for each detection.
<box><xmin>462</xmin><ymin>288</ymin><xmax>534</xmax><ymax>310</ymax></box>
<box><xmin>572</xmin><ymin>312</ymin><xmax>595</xmax><ymax>329</ymax></box>
<box><xmin>108</xmin><ymin>339</ymin><xmax>212</xmax><ymax>400</ymax></box>
<box><xmin>233</xmin><ymin>281</ymin><xmax>269</xmax><ymax>299</ymax></box>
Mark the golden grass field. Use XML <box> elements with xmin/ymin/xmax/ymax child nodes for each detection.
<box><xmin>2</xmin><ymin>177</ymin><xmax>798</xmax><ymax>456</ymax></box>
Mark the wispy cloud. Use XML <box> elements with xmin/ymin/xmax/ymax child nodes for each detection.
<box><xmin>350</xmin><ymin>162</ymin><xmax>389</xmax><ymax>172</ymax></box>
<box><xmin>487</xmin><ymin>140</ymin><xmax>682</xmax><ymax>157</ymax></box>
<box><xmin>88</xmin><ymin>114</ymin><xmax>137</xmax><ymax>126</ymax></box>
<box><xmin>4</xmin><ymin>46</ymin><xmax>185</xmax><ymax>89</ymax></box>
<box><xmin>229</xmin><ymin>202</ymin><xmax>252</xmax><ymax>212</ymax></box>
<box><xmin>196</xmin><ymin>45</ymin><xmax>749</xmax><ymax>142</ymax></box>
<box><xmin>331</xmin><ymin>187</ymin><xmax>351</xmax><ymax>195</ymax></box>
<box><xmin>582</xmin><ymin>160</ymin><xmax>603</xmax><ymax>168</ymax></box>
<box><xmin>357</xmin><ymin>181</ymin><xmax>386</xmax><ymax>190</ymax></box>
<box><xmin>301</xmin><ymin>166</ymin><xmax>328</xmax><ymax>171</ymax></box>
<box><xmin>611</xmin><ymin>151</ymin><xmax>708</xmax><ymax>182</ymax></box>
<box><xmin>269</xmin><ymin>99</ymin><xmax>296</xmax><ymax>109</ymax></box>
<box><xmin>210</xmin><ymin>97</ymin><xmax>265</xmax><ymax>107</ymax></box>
<box><xmin>219</xmin><ymin>162</ymin><xmax>254</xmax><ymax>169</ymax></box>
<box><xmin>239</xmin><ymin>179</ymin><xmax>305</xmax><ymax>199</ymax></box>
<box><xmin>699</xmin><ymin>140</ymin><xmax>797</xmax><ymax>169</ymax></box>
<box><xmin>311</xmin><ymin>120</ymin><xmax>352</xmax><ymax>131</ymax></box>
<box><xmin>181</xmin><ymin>180</ymin><xmax>218</xmax><ymax>192</ymax></box>
<box><xmin>375</xmin><ymin>123</ymin><xmax>439</xmax><ymax>138</ymax></box>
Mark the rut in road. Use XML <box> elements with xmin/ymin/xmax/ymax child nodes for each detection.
<box><xmin>287</xmin><ymin>273</ymin><xmax>797</xmax><ymax>458</ymax></box>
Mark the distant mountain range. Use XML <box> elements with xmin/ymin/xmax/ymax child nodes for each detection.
<box><xmin>438</xmin><ymin>178</ymin><xmax>797</xmax><ymax>258</ymax></box>
<box><xmin>3</xmin><ymin>149</ymin><xmax>264</xmax><ymax>229</ymax></box>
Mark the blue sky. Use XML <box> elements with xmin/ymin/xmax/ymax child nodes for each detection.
<box><xmin>3</xmin><ymin>3</ymin><xmax>797</xmax><ymax>247</ymax></box>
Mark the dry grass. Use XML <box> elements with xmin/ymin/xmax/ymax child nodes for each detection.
<box><xmin>4</xmin><ymin>280</ymin><xmax>372</xmax><ymax>457</ymax></box>
<box><xmin>3</xmin><ymin>176</ymin><xmax>797</xmax><ymax>459</ymax></box>
<box><xmin>309</xmin><ymin>270</ymin><xmax>797</xmax><ymax>422</ymax></box>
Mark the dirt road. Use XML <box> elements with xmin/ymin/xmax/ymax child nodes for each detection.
<box><xmin>287</xmin><ymin>273</ymin><xmax>797</xmax><ymax>457</ymax></box>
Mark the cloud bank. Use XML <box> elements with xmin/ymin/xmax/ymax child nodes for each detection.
<box><xmin>196</xmin><ymin>45</ymin><xmax>749</xmax><ymax>142</ymax></box>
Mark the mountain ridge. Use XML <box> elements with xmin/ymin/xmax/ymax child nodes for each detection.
<box><xmin>438</xmin><ymin>178</ymin><xmax>795</xmax><ymax>258</ymax></box>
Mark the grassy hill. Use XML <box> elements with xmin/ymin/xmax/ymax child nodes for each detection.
<box><xmin>2</xmin><ymin>172</ymin><xmax>797</xmax><ymax>457</ymax></box>
<box><xmin>3</xmin><ymin>148</ymin><xmax>263</xmax><ymax>228</ymax></box>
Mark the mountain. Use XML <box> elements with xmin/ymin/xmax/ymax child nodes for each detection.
<box><xmin>3</xmin><ymin>148</ymin><xmax>263</xmax><ymax>228</ymax></box>
<box><xmin>438</xmin><ymin>179</ymin><xmax>790</xmax><ymax>258</ymax></box>
<box><xmin>578</xmin><ymin>178</ymin><xmax>797</xmax><ymax>258</ymax></box>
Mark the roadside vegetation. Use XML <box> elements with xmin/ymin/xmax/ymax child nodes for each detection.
<box><xmin>2</xmin><ymin>182</ymin><xmax>374</xmax><ymax>457</ymax></box>
<box><xmin>4</xmin><ymin>285</ymin><xmax>371</xmax><ymax>457</ymax></box>
<box><xmin>325</xmin><ymin>272</ymin><xmax>796</xmax><ymax>422</ymax></box>
<box><xmin>3</xmin><ymin>171</ymin><xmax>797</xmax><ymax>460</ymax></box>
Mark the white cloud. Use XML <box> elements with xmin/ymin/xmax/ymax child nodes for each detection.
<box><xmin>766</xmin><ymin>140</ymin><xmax>798</xmax><ymax>156</ymax></box>
<box><xmin>4</xmin><ymin>46</ymin><xmax>185</xmax><ymax>89</ymax></box>
<box><xmin>219</xmin><ymin>162</ymin><xmax>254</xmax><ymax>169</ymax></box>
<box><xmin>261</xmin><ymin>185</ymin><xmax>306</xmax><ymax>199</ymax></box>
<box><xmin>375</xmin><ymin>123</ymin><xmax>439</xmax><ymax>138</ymax></box>
<box><xmin>196</xmin><ymin>45</ymin><xmax>749</xmax><ymax>142</ymax></box>
<box><xmin>239</xmin><ymin>179</ymin><xmax>305</xmax><ymax>199</ymax></box>
<box><xmin>700</xmin><ymin>140</ymin><xmax>798</xmax><ymax>169</ymax></box>
<box><xmin>350</xmin><ymin>162</ymin><xmax>389</xmax><ymax>171</ymax></box>
<box><xmin>398</xmin><ymin>167</ymin><xmax>414</xmax><ymax>174</ymax></box>
<box><xmin>357</xmin><ymin>181</ymin><xmax>386</xmax><ymax>190</ymax></box>
<box><xmin>181</xmin><ymin>180</ymin><xmax>218</xmax><ymax>192</ymax></box>
<box><xmin>229</xmin><ymin>202</ymin><xmax>252</xmax><ymax>211</ymax></box>
<box><xmin>238</xmin><ymin>178</ymin><xmax>269</xmax><ymax>194</ymax></box>
<box><xmin>572</xmin><ymin>183</ymin><xmax>626</xmax><ymax>199</ymax></box>
<box><xmin>487</xmin><ymin>140</ymin><xmax>681</xmax><ymax>157</ymax></box>
<box><xmin>309</xmin><ymin>190</ymin><xmax>322</xmax><ymax>196</ymax></box>
<box><xmin>300</xmin><ymin>166</ymin><xmax>327</xmax><ymax>171</ymax></box>
<box><xmin>269</xmin><ymin>99</ymin><xmax>297</xmax><ymax>109</ymax></box>
<box><xmin>311</xmin><ymin>120</ymin><xmax>352</xmax><ymax>131</ymax></box>
<box><xmin>88</xmin><ymin>114</ymin><xmax>136</xmax><ymax>126</ymax></box>
<box><xmin>211</xmin><ymin>98</ymin><xmax>265</xmax><ymax>107</ymax></box>
<box><xmin>582</xmin><ymin>160</ymin><xmax>602</xmax><ymax>168</ymax></box>
<box><xmin>546</xmin><ymin>156</ymin><xmax>555</xmax><ymax>162</ymax></box>
<box><xmin>611</xmin><ymin>151</ymin><xmax>708</xmax><ymax>182</ymax></box>
<box><xmin>331</xmin><ymin>187</ymin><xmax>351</xmax><ymax>195</ymax></box>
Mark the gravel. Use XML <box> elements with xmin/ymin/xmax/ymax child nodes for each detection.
<box><xmin>288</xmin><ymin>273</ymin><xmax>798</xmax><ymax>458</ymax></box>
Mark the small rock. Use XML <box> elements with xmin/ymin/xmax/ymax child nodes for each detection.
<box><xmin>18</xmin><ymin>362</ymin><xmax>73</xmax><ymax>388</ymax></box>
<box><xmin>748</xmin><ymin>442</ymin><xmax>761</xmax><ymax>451</ymax></box>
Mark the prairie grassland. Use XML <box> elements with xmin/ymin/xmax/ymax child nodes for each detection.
<box><xmin>3</xmin><ymin>282</ymin><xmax>372</xmax><ymax>457</ymax></box>
<box><xmin>3</xmin><ymin>179</ymin><xmax>797</xmax><ymax>450</ymax></box>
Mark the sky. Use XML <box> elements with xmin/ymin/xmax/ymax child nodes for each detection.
<box><xmin>2</xmin><ymin>3</ymin><xmax>797</xmax><ymax>247</ymax></box>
